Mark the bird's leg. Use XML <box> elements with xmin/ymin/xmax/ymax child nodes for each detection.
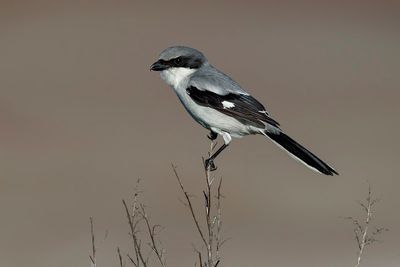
<box><xmin>207</xmin><ymin>130</ymin><xmax>218</xmax><ymax>141</ymax></box>
<box><xmin>204</xmin><ymin>143</ymin><xmax>229</xmax><ymax>171</ymax></box>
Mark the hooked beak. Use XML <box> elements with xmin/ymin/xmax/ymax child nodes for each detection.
<box><xmin>150</xmin><ymin>60</ymin><xmax>168</xmax><ymax>71</ymax></box>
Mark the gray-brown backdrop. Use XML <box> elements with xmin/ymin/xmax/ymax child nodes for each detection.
<box><xmin>1</xmin><ymin>1</ymin><xmax>399</xmax><ymax>267</ymax></box>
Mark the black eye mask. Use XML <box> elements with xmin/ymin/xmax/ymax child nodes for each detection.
<box><xmin>164</xmin><ymin>56</ymin><xmax>204</xmax><ymax>69</ymax></box>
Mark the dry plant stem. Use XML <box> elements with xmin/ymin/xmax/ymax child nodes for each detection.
<box><xmin>117</xmin><ymin>247</ymin><xmax>124</xmax><ymax>267</ymax></box>
<box><xmin>356</xmin><ymin>213</ymin><xmax>370</xmax><ymax>265</ymax></box>
<box><xmin>204</xmin><ymin>157</ymin><xmax>214</xmax><ymax>267</ymax></box>
<box><xmin>346</xmin><ymin>185</ymin><xmax>387</xmax><ymax>267</ymax></box>
<box><xmin>172</xmin><ymin>164</ymin><xmax>207</xmax><ymax>248</ymax></box>
<box><xmin>205</xmin><ymin>139</ymin><xmax>223</xmax><ymax>267</ymax></box>
<box><xmin>140</xmin><ymin>205</ymin><xmax>166</xmax><ymax>267</ymax></box>
<box><xmin>197</xmin><ymin>251</ymin><xmax>203</xmax><ymax>267</ymax></box>
<box><xmin>89</xmin><ymin>217</ymin><xmax>96</xmax><ymax>267</ymax></box>
<box><xmin>355</xmin><ymin>186</ymin><xmax>373</xmax><ymax>267</ymax></box>
<box><xmin>172</xmin><ymin>139</ymin><xmax>224</xmax><ymax>267</ymax></box>
<box><xmin>122</xmin><ymin>199</ymin><xmax>147</xmax><ymax>267</ymax></box>
<box><xmin>215</xmin><ymin>178</ymin><xmax>223</xmax><ymax>262</ymax></box>
<box><xmin>120</xmin><ymin>179</ymin><xmax>167</xmax><ymax>267</ymax></box>
<box><xmin>127</xmin><ymin>254</ymin><xmax>138</xmax><ymax>267</ymax></box>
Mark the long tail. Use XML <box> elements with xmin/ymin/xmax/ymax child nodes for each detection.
<box><xmin>261</xmin><ymin>130</ymin><xmax>338</xmax><ymax>176</ymax></box>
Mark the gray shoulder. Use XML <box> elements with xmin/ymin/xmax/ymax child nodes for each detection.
<box><xmin>189</xmin><ymin>65</ymin><xmax>249</xmax><ymax>96</ymax></box>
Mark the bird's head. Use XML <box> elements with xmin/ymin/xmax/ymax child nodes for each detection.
<box><xmin>150</xmin><ymin>46</ymin><xmax>208</xmax><ymax>87</ymax></box>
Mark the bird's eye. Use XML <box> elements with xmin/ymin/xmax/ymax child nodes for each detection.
<box><xmin>174</xmin><ymin>57</ymin><xmax>183</xmax><ymax>66</ymax></box>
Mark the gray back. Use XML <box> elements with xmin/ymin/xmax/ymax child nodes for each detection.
<box><xmin>190</xmin><ymin>65</ymin><xmax>249</xmax><ymax>96</ymax></box>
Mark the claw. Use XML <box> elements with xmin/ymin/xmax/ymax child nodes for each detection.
<box><xmin>204</xmin><ymin>158</ymin><xmax>218</xmax><ymax>171</ymax></box>
<box><xmin>207</xmin><ymin>131</ymin><xmax>218</xmax><ymax>141</ymax></box>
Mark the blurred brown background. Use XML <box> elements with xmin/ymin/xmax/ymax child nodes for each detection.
<box><xmin>1</xmin><ymin>1</ymin><xmax>399</xmax><ymax>266</ymax></box>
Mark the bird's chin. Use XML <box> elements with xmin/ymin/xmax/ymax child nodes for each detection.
<box><xmin>159</xmin><ymin>70</ymin><xmax>172</xmax><ymax>85</ymax></box>
<box><xmin>159</xmin><ymin>68</ymin><xmax>180</xmax><ymax>87</ymax></box>
<box><xmin>160</xmin><ymin>67</ymin><xmax>197</xmax><ymax>88</ymax></box>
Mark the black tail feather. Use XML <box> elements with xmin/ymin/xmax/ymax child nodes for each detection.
<box><xmin>264</xmin><ymin>131</ymin><xmax>338</xmax><ymax>176</ymax></box>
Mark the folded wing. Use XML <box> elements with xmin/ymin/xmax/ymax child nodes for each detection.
<box><xmin>186</xmin><ymin>86</ymin><xmax>280</xmax><ymax>129</ymax></box>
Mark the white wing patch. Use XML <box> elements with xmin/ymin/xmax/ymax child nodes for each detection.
<box><xmin>222</xmin><ymin>101</ymin><xmax>235</xmax><ymax>109</ymax></box>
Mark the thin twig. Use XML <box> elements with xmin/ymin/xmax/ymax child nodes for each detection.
<box><xmin>204</xmin><ymin>159</ymin><xmax>213</xmax><ymax>267</ymax></box>
<box><xmin>89</xmin><ymin>217</ymin><xmax>96</xmax><ymax>267</ymax></box>
<box><xmin>172</xmin><ymin>164</ymin><xmax>208</xmax><ymax>247</ymax></box>
<box><xmin>117</xmin><ymin>247</ymin><xmax>124</xmax><ymax>267</ymax></box>
<box><xmin>172</xmin><ymin>139</ymin><xmax>224</xmax><ymax>267</ymax></box>
<box><xmin>215</xmin><ymin>178</ymin><xmax>223</xmax><ymax>261</ymax></box>
<box><xmin>345</xmin><ymin>184</ymin><xmax>387</xmax><ymax>267</ymax></box>
<box><xmin>122</xmin><ymin>199</ymin><xmax>147</xmax><ymax>267</ymax></box>
<box><xmin>140</xmin><ymin>204</ymin><xmax>166</xmax><ymax>267</ymax></box>
<box><xmin>355</xmin><ymin>186</ymin><xmax>372</xmax><ymax>267</ymax></box>
<box><xmin>198</xmin><ymin>251</ymin><xmax>203</xmax><ymax>267</ymax></box>
<box><xmin>127</xmin><ymin>253</ymin><xmax>138</xmax><ymax>267</ymax></box>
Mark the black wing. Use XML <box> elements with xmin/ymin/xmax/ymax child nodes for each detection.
<box><xmin>187</xmin><ymin>86</ymin><xmax>280</xmax><ymax>128</ymax></box>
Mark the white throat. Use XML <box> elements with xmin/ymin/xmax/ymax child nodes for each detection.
<box><xmin>160</xmin><ymin>67</ymin><xmax>196</xmax><ymax>88</ymax></box>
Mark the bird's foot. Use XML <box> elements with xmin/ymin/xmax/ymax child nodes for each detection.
<box><xmin>204</xmin><ymin>158</ymin><xmax>218</xmax><ymax>171</ymax></box>
<box><xmin>207</xmin><ymin>131</ymin><xmax>218</xmax><ymax>141</ymax></box>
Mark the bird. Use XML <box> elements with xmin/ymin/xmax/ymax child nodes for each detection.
<box><xmin>150</xmin><ymin>46</ymin><xmax>338</xmax><ymax>175</ymax></box>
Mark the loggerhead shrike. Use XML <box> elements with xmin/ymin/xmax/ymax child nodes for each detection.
<box><xmin>150</xmin><ymin>46</ymin><xmax>338</xmax><ymax>175</ymax></box>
